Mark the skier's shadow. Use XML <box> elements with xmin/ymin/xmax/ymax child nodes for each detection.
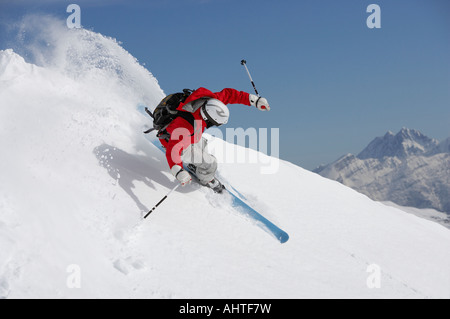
<box><xmin>93</xmin><ymin>143</ymin><xmax>196</xmax><ymax>212</ymax></box>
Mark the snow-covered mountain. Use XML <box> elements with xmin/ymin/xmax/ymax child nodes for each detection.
<box><xmin>314</xmin><ymin>128</ymin><xmax>450</xmax><ymax>218</ymax></box>
<box><xmin>357</xmin><ymin>128</ymin><xmax>439</xmax><ymax>159</ymax></box>
<box><xmin>430</xmin><ymin>137</ymin><xmax>450</xmax><ymax>155</ymax></box>
<box><xmin>1</xmin><ymin>17</ymin><xmax>450</xmax><ymax>299</ymax></box>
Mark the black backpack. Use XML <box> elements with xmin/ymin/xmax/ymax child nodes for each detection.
<box><xmin>143</xmin><ymin>89</ymin><xmax>194</xmax><ymax>140</ymax></box>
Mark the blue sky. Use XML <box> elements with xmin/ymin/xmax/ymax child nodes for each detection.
<box><xmin>1</xmin><ymin>0</ymin><xmax>449</xmax><ymax>169</ymax></box>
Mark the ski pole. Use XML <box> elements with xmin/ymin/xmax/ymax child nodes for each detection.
<box><xmin>143</xmin><ymin>107</ymin><xmax>156</xmax><ymax>134</ymax></box>
<box><xmin>241</xmin><ymin>59</ymin><xmax>260</xmax><ymax>97</ymax></box>
<box><xmin>144</xmin><ymin>183</ymin><xmax>180</xmax><ymax>219</ymax></box>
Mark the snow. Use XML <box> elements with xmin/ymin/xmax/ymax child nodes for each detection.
<box><xmin>382</xmin><ymin>202</ymin><xmax>450</xmax><ymax>230</ymax></box>
<box><xmin>1</xmin><ymin>17</ymin><xmax>450</xmax><ymax>299</ymax></box>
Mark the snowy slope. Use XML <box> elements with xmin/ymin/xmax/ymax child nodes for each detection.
<box><xmin>1</xmin><ymin>18</ymin><xmax>450</xmax><ymax>299</ymax></box>
<box><xmin>382</xmin><ymin>202</ymin><xmax>450</xmax><ymax>230</ymax></box>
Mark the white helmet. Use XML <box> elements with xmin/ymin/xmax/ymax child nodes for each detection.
<box><xmin>200</xmin><ymin>98</ymin><xmax>230</xmax><ymax>126</ymax></box>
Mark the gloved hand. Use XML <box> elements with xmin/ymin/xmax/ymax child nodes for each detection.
<box><xmin>171</xmin><ymin>165</ymin><xmax>191</xmax><ymax>186</ymax></box>
<box><xmin>249</xmin><ymin>94</ymin><xmax>270</xmax><ymax>111</ymax></box>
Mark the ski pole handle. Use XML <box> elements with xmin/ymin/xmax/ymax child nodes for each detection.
<box><xmin>144</xmin><ymin>183</ymin><xmax>180</xmax><ymax>219</ymax></box>
<box><xmin>241</xmin><ymin>59</ymin><xmax>260</xmax><ymax>97</ymax></box>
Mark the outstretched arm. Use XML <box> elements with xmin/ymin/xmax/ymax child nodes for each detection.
<box><xmin>214</xmin><ymin>88</ymin><xmax>270</xmax><ymax>111</ymax></box>
<box><xmin>213</xmin><ymin>88</ymin><xmax>250</xmax><ymax>106</ymax></box>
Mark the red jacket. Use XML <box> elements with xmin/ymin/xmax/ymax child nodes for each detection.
<box><xmin>160</xmin><ymin>87</ymin><xmax>250</xmax><ymax>169</ymax></box>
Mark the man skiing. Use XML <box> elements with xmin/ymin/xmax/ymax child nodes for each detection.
<box><xmin>159</xmin><ymin>87</ymin><xmax>270</xmax><ymax>193</ymax></box>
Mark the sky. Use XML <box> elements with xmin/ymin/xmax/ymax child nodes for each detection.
<box><xmin>1</xmin><ymin>0</ymin><xmax>449</xmax><ymax>170</ymax></box>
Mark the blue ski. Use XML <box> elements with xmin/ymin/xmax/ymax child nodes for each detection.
<box><xmin>138</xmin><ymin>105</ymin><xmax>289</xmax><ymax>244</ymax></box>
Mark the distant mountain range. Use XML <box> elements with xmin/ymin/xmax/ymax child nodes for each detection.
<box><xmin>314</xmin><ymin>128</ymin><xmax>450</xmax><ymax>216</ymax></box>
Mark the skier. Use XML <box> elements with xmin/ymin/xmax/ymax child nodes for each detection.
<box><xmin>159</xmin><ymin>87</ymin><xmax>270</xmax><ymax>193</ymax></box>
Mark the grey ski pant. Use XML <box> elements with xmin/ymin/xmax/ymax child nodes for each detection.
<box><xmin>181</xmin><ymin>138</ymin><xmax>217</xmax><ymax>185</ymax></box>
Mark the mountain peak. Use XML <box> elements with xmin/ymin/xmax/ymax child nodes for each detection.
<box><xmin>357</xmin><ymin>128</ymin><xmax>438</xmax><ymax>160</ymax></box>
<box><xmin>397</xmin><ymin>127</ymin><xmax>424</xmax><ymax>140</ymax></box>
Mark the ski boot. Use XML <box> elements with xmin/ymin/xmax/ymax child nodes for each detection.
<box><xmin>186</xmin><ymin>164</ymin><xmax>225</xmax><ymax>193</ymax></box>
<box><xmin>207</xmin><ymin>178</ymin><xmax>225</xmax><ymax>194</ymax></box>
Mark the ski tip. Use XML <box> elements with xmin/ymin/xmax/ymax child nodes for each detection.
<box><xmin>279</xmin><ymin>233</ymin><xmax>289</xmax><ymax>244</ymax></box>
